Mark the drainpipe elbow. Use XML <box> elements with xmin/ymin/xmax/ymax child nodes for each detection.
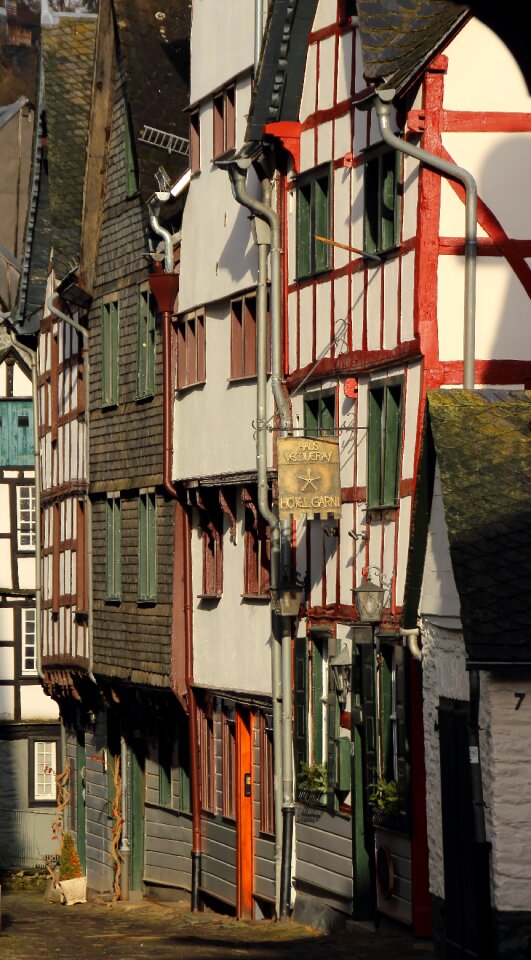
<box><xmin>148</xmin><ymin>201</ymin><xmax>174</xmax><ymax>275</ymax></box>
<box><xmin>399</xmin><ymin>627</ymin><xmax>423</xmax><ymax>662</ymax></box>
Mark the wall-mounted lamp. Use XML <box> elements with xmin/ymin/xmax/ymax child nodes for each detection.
<box><xmin>270</xmin><ymin>583</ymin><xmax>304</xmax><ymax>618</ymax></box>
<box><xmin>352</xmin><ymin>577</ymin><xmax>385</xmax><ymax>624</ymax></box>
<box><xmin>329</xmin><ymin>644</ymin><xmax>352</xmax><ymax>709</ymax></box>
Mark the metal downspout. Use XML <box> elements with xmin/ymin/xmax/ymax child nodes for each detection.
<box><xmin>47</xmin><ymin>294</ymin><xmax>96</xmax><ymax>684</ymax></box>
<box><xmin>183</xmin><ymin>498</ymin><xmax>201</xmax><ymax>910</ymax></box>
<box><xmin>228</xmin><ymin>164</ymin><xmax>294</xmax><ymax>919</ymax></box>
<box><xmin>374</xmin><ymin>93</ymin><xmax>477</xmax><ymax>390</ymax></box>
<box><xmin>254</xmin><ymin>0</ymin><xmax>265</xmax><ymax>71</ymax></box>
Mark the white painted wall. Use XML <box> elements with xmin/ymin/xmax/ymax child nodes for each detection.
<box><xmin>191</xmin><ymin>503</ymin><xmax>272</xmax><ymax>694</ymax></box>
<box><xmin>190</xmin><ymin>0</ymin><xmax>254</xmax><ymax>104</ymax></box>
<box><xmin>444</xmin><ymin>19</ymin><xmax>530</xmax><ymax>113</ymax></box>
<box><xmin>20</xmin><ymin>684</ymin><xmax>59</xmax><ymax>721</ymax></box>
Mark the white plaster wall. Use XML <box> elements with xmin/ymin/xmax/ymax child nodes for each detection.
<box><xmin>0</xmin><ymin>685</ymin><xmax>14</xmax><ymax>719</ymax></box>
<box><xmin>18</xmin><ymin>556</ymin><xmax>35</xmax><ymax>590</ymax></box>
<box><xmin>0</xmin><ymin>645</ymin><xmax>14</xmax><ymax>681</ymax></box>
<box><xmin>437</xmin><ymin>257</ymin><xmax>531</xmax><ymax>362</ymax></box>
<box><xmin>190</xmin><ymin>0</ymin><xmax>253</xmax><ymax>103</ymax></box>
<box><xmin>20</xmin><ymin>684</ymin><xmax>59</xmax><ymax>721</ymax></box>
<box><xmin>0</xmin><ymin>483</ymin><xmax>9</xmax><ymax>534</ymax></box>
<box><xmin>480</xmin><ymin>675</ymin><xmax>531</xmax><ymax>911</ymax></box>
<box><xmin>312</xmin><ymin>0</ymin><xmax>336</xmax><ymax>31</ymax></box>
<box><xmin>191</xmin><ymin>504</ymin><xmax>272</xmax><ymax>694</ymax></box>
<box><xmin>444</xmin><ymin>19</ymin><xmax>531</xmax><ymax>113</ymax></box>
<box><xmin>178</xmin><ymin>81</ymin><xmax>258</xmax><ymax>313</ymax></box>
<box><xmin>173</xmin><ymin>301</ymin><xmax>273</xmax><ymax>481</ymax></box>
<box><xmin>420</xmin><ymin>622</ymin><xmax>468</xmax><ymax>900</ymax></box>
<box><xmin>0</xmin><ymin>606</ymin><xmax>14</xmax><ymax>641</ymax></box>
<box><xmin>419</xmin><ymin>468</ymin><xmax>461</xmax><ymax>618</ymax></box>
<box><xmin>12</xmin><ymin>360</ymin><xmax>31</xmax><ymax>397</ymax></box>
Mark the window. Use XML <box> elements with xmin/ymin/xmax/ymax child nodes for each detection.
<box><xmin>106</xmin><ymin>495</ymin><xmax>121</xmax><ymax>600</ymax></box>
<box><xmin>367</xmin><ymin>379</ymin><xmax>403</xmax><ymax>509</ymax></box>
<box><xmin>17</xmin><ymin>484</ymin><xmax>36</xmax><ymax>550</ymax></box>
<box><xmin>32</xmin><ymin>741</ymin><xmax>57</xmax><ymax>802</ymax></box>
<box><xmin>259</xmin><ymin>713</ymin><xmax>275</xmax><ymax>835</ymax></box>
<box><xmin>159</xmin><ymin>733</ymin><xmax>172</xmax><ymax>807</ymax></box>
<box><xmin>242</xmin><ymin>486</ymin><xmax>270</xmax><ymax>597</ymax></box>
<box><xmin>124</xmin><ymin>107</ymin><xmax>138</xmax><ymax>197</ymax></box>
<box><xmin>22</xmin><ymin>607</ymin><xmax>37</xmax><ymax>675</ymax></box>
<box><xmin>190</xmin><ymin>109</ymin><xmax>200</xmax><ymax>174</ymax></box>
<box><xmin>200</xmin><ymin>704</ymin><xmax>216</xmax><ymax>812</ymax></box>
<box><xmin>296</xmin><ymin>165</ymin><xmax>331</xmax><ymax>278</ymax></box>
<box><xmin>137</xmin><ymin>287</ymin><xmax>156</xmax><ymax>399</ymax></box>
<box><xmin>364</xmin><ymin>147</ymin><xmax>401</xmax><ymax>255</ymax></box>
<box><xmin>222</xmin><ymin>706</ymin><xmax>236</xmax><ymax>820</ymax></box>
<box><xmin>176</xmin><ymin>309</ymin><xmax>206</xmax><ymax>390</ymax></box>
<box><xmin>294</xmin><ymin>632</ymin><xmax>343</xmax><ymax>806</ymax></box>
<box><xmin>304</xmin><ymin>391</ymin><xmax>336</xmax><ymax>437</ymax></box>
<box><xmin>138</xmin><ymin>491</ymin><xmax>157</xmax><ymax>601</ymax></box>
<box><xmin>76</xmin><ymin>500</ymin><xmax>88</xmax><ymax>613</ymax></box>
<box><xmin>213</xmin><ymin>84</ymin><xmax>235</xmax><ymax>158</ymax></box>
<box><xmin>101</xmin><ymin>298</ymin><xmax>119</xmax><ymax>405</ymax></box>
<box><xmin>230</xmin><ymin>290</ymin><xmax>262</xmax><ymax>380</ymax></box>
<box><xmin>197</xmin><ymin>490</ymin><xmax>223</xmax><ymax>598</ymax></box>
<box><xmin>177</xmin><ymin>718</ymin><xmax>191</xmax><ymax>813</ymax></box>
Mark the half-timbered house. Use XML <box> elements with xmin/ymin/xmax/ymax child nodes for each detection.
<box><xmin>219</xmin><ymin>0</ymin><xmax>531</xmax><ymax>936</ymax></box>
<box><xmin>0</xmin><ymin>329</ymin><xmax>60</xmax><ymax>869</ymax></box>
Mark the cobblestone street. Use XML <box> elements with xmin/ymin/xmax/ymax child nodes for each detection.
<box><xmin>0</xmin><ymin>890</ymin><xmax>434</xmax><ymax>960</ymax></box>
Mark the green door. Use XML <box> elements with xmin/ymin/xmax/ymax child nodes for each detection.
<box><xmin>129</xmin><ymin>744</ymin><xmax>145</xmax><ymax>892</ymax></box>
<box><xmin>351</xmin><ymin>627</ymin><xmax>376</xmax><ymax>919</ymax></box>
<box><xmin>76</xmin><ymin>734</ymin><xmax>87</xmax><ymax>873</ymax></box>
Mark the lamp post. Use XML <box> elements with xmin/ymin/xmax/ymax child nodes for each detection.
<box><xmin>352</xmin><ymin>577</ymin><xmax>385</xmax><ymax>625</ymax></box>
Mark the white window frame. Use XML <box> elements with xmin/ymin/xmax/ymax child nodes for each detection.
<box><xmin>22</xmin><ymin>607</ymin><xmax>37</xmax><ymax>675</ymax></box>
<box><xmin>17</xmin><ymin>484</ymin><xmax>36</xmax><ymax>550</ymax></box>
<box><xmin>34</xmin><ymin>741</ymin><xmax>57</xmax><ymax>801</ymax></box>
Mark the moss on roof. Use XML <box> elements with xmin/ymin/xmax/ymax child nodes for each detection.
<box><xmin>428</xmin><ymin>389</ymin><xmax>531</xmax><ymax>663</ymax></box>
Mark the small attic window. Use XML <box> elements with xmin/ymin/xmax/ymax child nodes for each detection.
<box><xmin>124</xmin><ymin>107</ymin><xmax>139</xmax><ymax>198</ymax></box>
<box><xmin>18</xmin><ymin>416</ymin><xmax>30</xmax><ymax>427</ymax></box>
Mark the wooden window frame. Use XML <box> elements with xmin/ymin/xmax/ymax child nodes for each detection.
<box><xmin>22</xmin><ymin>606</ymin><xmax>37</xmax><ymax>675</ymax></box>
<box><xmin>105</xmin><ymin>494</ymin><xmax>122</xmax><ymax>601</ymax></box>
<box><xmin>29</xmin><ymin>738</ymin><xmax>58</xmax><ymax>805</ymax></box>
<box><xmin>200</xmin><ymin>705</ymin><xmax>216</xmax><ymax>813</ymax></box>
<box><xmin>213</xmin><ymin>84</ymin><xmax>236</xmax><ymax>159</ymax></box>
<box><xmin>197</xmin><ymin>490</ymin><xmax>223</xmax><ymax>599</ymax></box>
<box><xmin>176</xmin><ymin>309</ymin><xmax>206</xmax><ymax>390</ymax></box>
<box><xmin>363</xmin><ymin>146</ymin><xmax>402</xmax><ymax>256</ymax></box>
<box><xmin>16</xmin><ymin>483</ymin><xmax>36</xmax><ymax>550</ymax></box>
<box><xmin>303</xmin><ymin>390</ymin><xmax>336</xmax><ymax>438</ymax></box>
<box><xmin>259</xmin><ymin>713</ymin><xmax>275</xmax><ymax>836</ymax></box>
<box><xmin>242</xmin><ymin>486</ymin><xmax>270</xmax><ymax>598</ymax></box>
<box><xmin>177</xmin><ymin>716</ymin><xmax>191</xmax><ymax>813</ymax></box>
<box><xmin>222</xmin><ymin>706</ymin><xmax>236</xmax><ymax>821</ymax></box>
<box><xmin>101</xmin><ymin>297</ymin><xmax>119</xmax><ymax>406</ymax></box>
<box><xmin>136</xmin><ymin>287</ymin><xmax>156</xmax><ymax>399</ymax></box>
<box><xmin>138</xmin><ymin>490</ymin><xmax>157</xmax><ymax>602</ymax></box>
<box><xmin>295</xmin><ymin>631</ymin><xmax>339</xmax><ymax>805</ymax></box>
<box><xmin>367</xmin><ymin>377</ymin><xmax>403</xmax><ymax>510</ymax></box>
<box><xmin>296</xmin><ymin>164</ymin><xmax>332</xmax><ymax>279</ymax></box>
<box><xmin>76</xmin><ymin>500</ymin><xmax>88</xmax><ymax>613</ymax></box>
<box><xmin>190</xmin><ymin>108</ymin><xmax>200</xmax><ymax>175</ymax></box>
<box><xmin>229</xmin><ymin>289</ymin><xmax>270</xmax><ymax>380</ymax></box>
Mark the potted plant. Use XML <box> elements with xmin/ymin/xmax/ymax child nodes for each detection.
<box><xmin>57</xmin><ymin>833</ymin><xmax>87</xmax><ymax>905</ymax></box>
<box><xmin>368</xmin><ymin>777</ymin><xmax>401</xmax><ymax>828</ymax></box>
<box><xmin>297</xmin><ymin>761</ymin><xmax>328</xmax><ymax>806</ymax></box>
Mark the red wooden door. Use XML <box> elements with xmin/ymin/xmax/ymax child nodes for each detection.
<box><xmin>236</xmin><ymin>708</ymin><xmax>253</xmax><ymax>918</ymax></box>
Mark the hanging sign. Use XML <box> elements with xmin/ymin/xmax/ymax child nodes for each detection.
<box><xmin>277</xmin><ymin>437</ymin><xmax>341</xmax><ymax>519</ymax></box>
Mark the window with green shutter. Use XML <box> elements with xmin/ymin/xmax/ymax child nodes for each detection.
<box><xmin>158</xmin><ymin>732</ymin><xmax>172</xmax><ymax>807</ymax></box>
<box><xmin>137</xmin><ymin>288</ymin><xmax>156</xmax><ymax>399</ymax></box>
<box><xmin>102</xmin><ymin>298</ymin><xmax>119</xmax><ymax>406</ymax></box>
<box><xmin>367</xmin><ymin>378</ymin><xmax>403</xmax><ymax>509</ymax></box>
<box><xmin>296</xmin><ymin>165</ymin><xmax>332</xmax><ymax>279</ymax></box>
<box><xmin>138</xmin><ymin>491</ymin><xmax>156</xmax><ymax>601</ymax></box>
<box><xmin>364</xmin><ymin>147</ymin><xmax>401</xmax><ymax>256</ymax></box>
<box><xmin>124</xmin><ymin>107</ymin><xmax>138</xmax><ymax>198</ymax></box>
<box><xmin>0</xmin><ymin>400</ymin><xmax>34</xmax><ymax>466</ymax></box>
<box><xmin>304</xmin><ymin>390</ymin><xmax>336</xmax><ymax>437</ymax></box>
<box><xmin>105</xmin><ymin>495</ymin><xmax>121</xmax><ymax>600</ymax></box>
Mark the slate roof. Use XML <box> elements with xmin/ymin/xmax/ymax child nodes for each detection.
<box><xmin>356</xmin><ymin>0</ymin><xmax>469</xmax><ymax>94</ymax></box>
<box><xmin>113</xmin><ymin>0</ymin><xmax>190</xmax><ymax>206</ymax></box>
<box><xmin>42</xmin><ymin>17</ymin><xmax>97</xmax><ymax>279</ymax></box>
<box><xmin>427</xmin><ymin>389</ymin><xmax>531</xmax><ymax>664</ymax></box>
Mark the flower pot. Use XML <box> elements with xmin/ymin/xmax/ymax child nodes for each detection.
<box><xmin>58</xmin><ymin>876</ymin><xmax>87</xmax><ymax>905</ymax></box>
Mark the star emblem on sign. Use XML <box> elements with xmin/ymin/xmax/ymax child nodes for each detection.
<box><xmin>298</xmin><ymin>469</ymin><xmax>322</xmax><ymax>491</ymax></box>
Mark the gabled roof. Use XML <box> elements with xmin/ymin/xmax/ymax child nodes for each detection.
<box><xmin>413</xmin><ymin>390</ymin><xmax>531</xmax><ymax>665</ymax></box>
<box><xmin>356</xmin><ymin>0</ymin><xmax>469</xmax><ymax>94</ymax></box>
<box><xmin>113</xmin><ymin>0</ymin><xmax>190</xmax><ymax>205</ymax></box>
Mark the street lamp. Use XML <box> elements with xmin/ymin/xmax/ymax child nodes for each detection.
<box><xmin>329</xmin><ymin>643</ymin><xmax>352</xmax><ymax>709</ymax></box>
<box><xmin>352</xmin><ymin>577</ymin><xmax>385</xmax><ymax>624</ymax></box>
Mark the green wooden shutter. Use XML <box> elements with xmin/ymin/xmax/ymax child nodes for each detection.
<box><xmin>178</xmin><ymin>717</ymin><xmax>191</xmax><ymax>813</ymax></box>
<box><xmin>381</xmin><ymin>150</ymin><xmax>397</xmax><ymax>251</ymax></box>
<box><xmin>294</xmin><ymin>635</ymin><xmax>309</xmax><ymax>775</ymax></box>
<box><xmin>320</xmin><ymin>393</ymin><xmax>335</xmax><ymax>436</ymax></box>
<box><xmin>106</xmin><ymin>498</ymin><xmax>121</xmax><ymax>598</ymax></box>
<box><xmin>383</xmin><ymin>383</ymin><xmax>402</xmax><ymax>505</ymax></box>
<box><xmin>314</xmin><ymin>172</ymin><xmax>330</xmax><ymax>273</ymax></box>
<box><xmin>297</xmin><ymin>182</ymin><xmax>311</xmax><ymax>278</ymax></box>
<box><xmin>312</xmin><ymin>636</ymin><xmax>324</xmax><ymax>765</ymax></box>
<box><xmin>361</xmin><ymin>644</ymin><xmax>377</xmax><ymax>789</ymax></box>
<box><xmin>364</xmin><ymin>155</ymin><xmax>379</xmax><ymax>255</ymax></box>
<box><xmin>326</xmin><ymin>637</ymin><xmax>338</xmax><ymax>808</ymax></box>
<box><xmin>304</xmin><ymin>397</ymin><xmax>318</xmax><ymax>437</ymax></box>
<box><xmin>367</xmin><ymin>387</ymin><xmax>383</xmax><ymax>507</ymax></box>
<box><xmin>159</xmin><ymin>734</ymin><xmax>172</xmax><ymax>806</ymax></box>
<box><xmin>125</xmin><ymin>108</ymin><xmax>138</xmax><ymax>198</ymax></box>
<box><xmin>380</xmin><ymin>643</ymin><xmax>393</xmax><ymax>779</ymax></box>
<box><xmin>137</xmin><ymin>291</ymin><xmax>156</xmax><ymax>398</ymax></box>
<box><xmin>102</xmin><ymin>301</ymin><xmax>119</xmax><ymax>405</ymax></box>
<box><xmin>139</xmin><ymin>493</ymin><xmax>156</xmax><ymax>600</ymax></box>
<box><xmin>395</xmin><ymin>644</ymin><xmax>409</xmax><ymax>810</ymax></box>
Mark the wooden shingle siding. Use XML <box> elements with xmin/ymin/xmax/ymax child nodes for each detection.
<box><xmin>84</xmin><ymin>726</ymin><xmax>114</xmax><ymax>894</ymax></box>
<box><xmin>200</xmin><ymin>706</ymin><xmax>237</xmax><ymax>906</ymax></box>
<box><xmin>143</xmin><ymin>749</ymin><xmax>193</xmax><ymax>889</ymax></box>
<box><xmin>294</xmin><ymin>810</ymin><xmax>353</xmax><ymax>913</ymax></box>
